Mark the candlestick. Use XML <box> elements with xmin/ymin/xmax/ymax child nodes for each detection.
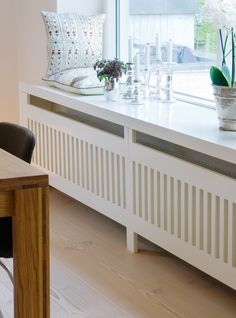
<box><xmin>161</xmin><ymin>63</ymin><xmax>175</xmax><ymax>103</ymax></box>
<box><xmin>143</xmin><ymin>69</ymin><xmax>150</xmax><ymax>98</ymax></box>
<box><xmin>167</xmin><ymin>39</ymin><xmax>173</xmax><ymax>64</ymax></box>
<box><xmin>128</xmin><ymin>37</ymin><xmax>134</xmax><ymax>63</ymax></box>
<box><xmin>155</xmin><ymin>33</ymin><xmax>162</xmax><ymax>62</ymax></box>
<box><xmin>134</xmin><ymin>54</ymin><xmax>140</xmax><ymax>81</ymax></box>
<box><xmin>123</xmin><ymin>62</ymin><xmax>134</xmax><ymax>99</ymax></box>
<box><xmin>131</xmin><ymin>80</ymin><xmax>143</xmax><ymax>105</ymax></box>
<box><xmin>145</xmin><ymin>43</ymin><xmax>150</xmax><ymax>71</ymax></box>
<box><xmin>155</xmin><ymin>61</ymin><xmax>162</xmax><ymax>100</ymax></box>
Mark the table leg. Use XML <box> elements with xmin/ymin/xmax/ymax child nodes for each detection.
<box><xmin>13</xmin><ymin>186</ymin><xmax>49</xmax><ymax>318</ymax></box>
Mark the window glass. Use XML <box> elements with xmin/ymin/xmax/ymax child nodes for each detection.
<box><xmin>128</xmin><ymin>0</ymin><xmax>216</xmax><ymax>100</ymax></box>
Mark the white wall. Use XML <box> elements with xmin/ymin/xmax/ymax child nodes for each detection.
<box><xmin>0</xmin><ymin>0</ymin><xmax>18</xmax><ymax>122</ymax></box>
<box><xmin>0</xmin><ymin>0</ymin><xmax>105</xmax><ymax>122</ymax></box>
<box><xmin>17</xmin><ymin>0</ymin><xmax>57</xmax><ymax>83</ymax></box>
<box><xmin>57</xmin><ymin>0</ymin><xmax>104</xmax><ymax>14</ymax></box>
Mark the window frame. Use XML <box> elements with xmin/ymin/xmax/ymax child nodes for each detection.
<box><xmin>104</xmin><ymin>0</ymin><xmax>222</xmax><ymax>107</ymax></box>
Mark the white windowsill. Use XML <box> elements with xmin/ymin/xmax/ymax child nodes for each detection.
<box><xmin>20</xmin><ymin>81</ymin><xmax>236</xmax><ymax>166</ymax></box>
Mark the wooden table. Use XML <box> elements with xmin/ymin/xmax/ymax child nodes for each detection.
<box><xmin>0</xmin><ymin>149</ymin><xmax>49</xmax><ymax>318</ymax></box>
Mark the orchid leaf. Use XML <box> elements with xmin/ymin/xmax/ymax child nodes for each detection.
<box><xmin>221</xmin><ymin>64</ymin><xmax>231</xmax><ymax>86</ymax></box>
<box><xmin>210</xmin><ymin>66</ymin><xmax>229</xmax><ymax>87</ymax></box>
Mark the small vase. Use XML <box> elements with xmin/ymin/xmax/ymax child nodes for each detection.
<box><xmin>104</xmin><ymin>80</ymin><xmax>119</xmax><ymax>102</ymax></box>
<box><xmin>213</xmin><ymin>85</ymin><xmax>236</xmax><ymax>131</ymax></box>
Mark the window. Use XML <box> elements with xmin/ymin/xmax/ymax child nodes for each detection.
<box><xmin>116</xmin><ymin>0</ymin><xmax>217</xmax><ymax>102</ymax></box>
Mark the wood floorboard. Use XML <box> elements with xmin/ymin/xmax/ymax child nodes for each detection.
<box><xmin>1</xmin><ymin>188</ymin><xmax>236</xmax><ymax>317</ymax></box>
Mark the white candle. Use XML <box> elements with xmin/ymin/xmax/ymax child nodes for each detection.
<box><xmin>167</xmin><ymin>39</ymin><xmax>173</xmax><ymax>64</ymax></box>
<box><xmin>155</xmin><ymin>33</ymin><xmax>162</xmax><ymax>62</ymax></box>
<box><xmin>145</xmin><ymin>43</ymin><xmax>150</xmax><ymax>70</ymax></box>
<box><xmin>134</xmin><ymin>54</ymin><xmax>140</xmax><ymax>81</ymax></box>
<box><xmin>128</xmin><ymin>37</ymin><xmax>134</xmax><ymax>63</ymax></box>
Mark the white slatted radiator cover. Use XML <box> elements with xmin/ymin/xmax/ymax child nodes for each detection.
<box><xmin>21</xmin><ymin>91</ymin><xmax>236</xmax><ymax>290</ymax></box>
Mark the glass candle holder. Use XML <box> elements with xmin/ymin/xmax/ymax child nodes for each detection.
<box><xmin>131</xmin><ymin>80</ymin><xmax>143</xmax><ymax>105</ymax></box>
<box><xmin>161</xmin><ymin>63</ymin><xmax>175</xmax><ymax>103</ymax></box>
<box><xmin>123</xmin><ymin>62</ymin><xmax>134</xmax><ymax>99</ymax></box>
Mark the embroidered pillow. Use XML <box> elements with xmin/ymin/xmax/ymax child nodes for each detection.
<box><xmin>41</xmin><ymin>11</ymin><xmax>105</xmax><ymax>77</ymax></box>
<box><xmin>43</xmin><ymin>68</ymin><xmax>104</xmax><ymax>95</ymax></box>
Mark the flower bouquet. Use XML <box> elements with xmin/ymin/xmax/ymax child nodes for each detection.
<box><xmin>201</xmin><ymin>0</ymin><xmax>236</xmax><ymax>87</ymax></box>
<box><xmin>94</xmin><ymin>58</ymin><xmax>126</xmax><ymax>101</ymax></box>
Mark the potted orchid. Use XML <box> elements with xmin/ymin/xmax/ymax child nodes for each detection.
<box><xmin>94</xmin><ymin>58</ymin><xmax>126</xmax><ymax>101</ymax></box>
<box><xmin>201</xmin><ymin>0</ymin><xmax>236</xmax><ymax>130</ymax></box>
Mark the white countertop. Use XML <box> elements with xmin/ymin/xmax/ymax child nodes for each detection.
<box><xmin>20</xmin><ymin>81</ymin><xmax>236</xmax><ymax>165</ymax></box>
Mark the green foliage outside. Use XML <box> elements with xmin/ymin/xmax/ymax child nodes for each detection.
<box><xmin>195</xmin><ymin>0</ymin><xmax>217</xmax><ymax>54</ymax></box>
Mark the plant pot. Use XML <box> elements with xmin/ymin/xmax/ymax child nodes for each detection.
<box><xmin>104</xmin><ymin>80</ymin><xmax>119</xmax><ymax>102</ymax></box>
<box><xmin>213</xmin><ymin>85</ymin><xmax>236</xmax><ymax>131</ymax></box>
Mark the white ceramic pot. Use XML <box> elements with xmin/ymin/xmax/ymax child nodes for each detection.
<box><xmin>213</xmin><ymin>85</ymin><xmax>236</xmax><ymax>131</ymax></box>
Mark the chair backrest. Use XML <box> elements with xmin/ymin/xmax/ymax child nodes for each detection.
<box><xmin>0</xmin><ymin>122</ymin><xmax>35</xmax><ymax>163</ymax></box>
<box><xmin>0</xmin><ymin>122</ymin><xmax>35</xmax><ymax>258</ymax></box>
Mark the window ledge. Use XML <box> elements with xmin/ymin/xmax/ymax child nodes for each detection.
<box><xmin>20</xmin><ymin>81</ymin><xmax>236</xmax><ymax>166</ymax></box>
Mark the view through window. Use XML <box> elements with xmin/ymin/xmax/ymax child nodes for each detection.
<box><xmin>127</xmin><ymin>0</ymin><xmax>217</xmax><ymax>100</ymax></box>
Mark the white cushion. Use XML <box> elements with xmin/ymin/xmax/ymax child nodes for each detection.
<box><xmin>41</xmin><ymin>11</ymin><xmax>105</xmax><ymax>77</ymax></box>
<box><xmin>43</xmin><ymin>68</ymin><xmax>104</xmax><ymax>95</ymax></box>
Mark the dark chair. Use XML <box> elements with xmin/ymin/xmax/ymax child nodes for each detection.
<box><xmin>0</xmin><ymin>122</ymin><xmax>35</xmax><ymax>280</ymax></box>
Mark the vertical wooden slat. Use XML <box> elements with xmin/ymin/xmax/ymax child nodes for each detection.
<box><xmin>80</xmin><ymin>140</ymin><xmax>85</xmax><ymax>188</ymax></box>
<box><xmin>191</xmin><ymin>186</ymin><xmax>196</xmax><ymax>246</ymax></box>
<box><xmin>219</xmin><ymin>198</ymin><xmax>225</xmax><ymax>262</ymax></box>
<box><xmin>153</xmin><ymin>170</ymin><xmax>158</xmax><ymax>226</ymax></box>
<box><xmin>45</xmin><ymin>126</ymin><xmax>49</xmax><ymax>171</ymax></box>
<box><xmin>180</xmin><ymin>181</ymin><xmax>185</xmax><ymax>240</ymax></box>
<box><xmin>211</xmin><ymin>194</ymin><xmax>216</xmax><ymax>258</ymax></box>
<box><xmin>177</xmin><ymin>180</ymin><xmax>182</xmax><ymax>239</ymax></box>
<box><xmin>90</xmin><ymin>144</ymin><xmax>95</xmax><ymax>192</ymax></box>
<box><xmin>71</xmin><ymin>136</ymin><xmax>75</xmax><ymax>184</ymax></box>
<box><xmin>54</xmin><ymin>129</ymin><xmax>58</xmax><ymax>175</ymax></box>
<box><xmin>63</xmin><ymin>133</ymin><xmax>67</xmax><ymax>179</ymax></box>
<box><xmin>86</xmin><ymin>143</ymin><xmax>91</xmax><ymax>192</ymax></box>
<box><xmin>49</xmin><ymin>127</ymin><xmax>53</xmax><ymax>173</ymax></box>
<box><xmin>232</xmin><ymin>203</ymin><xmax>236</xmax><ymax>267</ymax></box>
<box><xmin>100</xmin><ymin>148</ymin><xmax>105</xmax><ymax>198</ymax></box>
<box><xmin>227</xmin><ymin>201</ymin><xmax>233</xmax><ymax>266</ymax></box>
<box><xmin>133</xmin><ymin>161</ymin><xmax>137</xmax><ymax>215</ymax></box>
<box><xmin>76</xmin><ymin>138</ymin><xmax>80</xmax><ymax>186</ymax></box>
<box><xmin>38</xmin><ymin>123</ymin><xmax>43</xmax><ymax>167</ymax></box>
<box><xmin>138</xmin><ymin>163</ymin><xmax>142</xmax><ymax>218</ymax></box>
<box><xmin>85</xmin><ymin>141</ymin><xmax>89</xmax><ymax>191</ymax></box>
<box><xmin>144</xmin><ymin>165</ymin><xmax>149</xmax><ymax>221</ymax></box>
<box><xmin>157</xmin><ymin>171</ymin><xmax>161</xmax><ymax>228</ymax></box>
<box><xmin>184</xmin><ymin>183</ymin><xmax>189</xmax><ymax>242</ymax></box>
<box><xmin>116</xmin><ymin>154</ymin><xmax>121</xmax><ymax>206</ymax></box>
<box><xmin>223</xmin><ymin>200</ymin><xmax>229</xmax><ymax>263</ymax></box>
<box><xmin>96</xmin><ymin>146</ymin><xmax>100</xmax><ymax>196</ymax></box>
<box><xmin>206</xmin><ymin>193</ymin><xmax>212</xmax><ymax>254</ymax></box>
<box><xmin>174</xmin><ymin>178</ymin><xmax>178</xmax><ymax>237</ymax></box>
<box><xmin>98</xmin><ymin>147</ymin><xmax>102</xmax><ymax>197</ymax></box>
<box><xmin>111</xmin><ymin>152</ymin><xmax>116</xmax><ymax>204</ymax></box>
<box><xmin>42</xmin><ymin>124</ymin><xmax>46</xmax><ymax>169</ymax></box>
<box><xmin>150</xmin><ymin>168</ymin><xmax>155</xmax><ymax>224</ymax></box>
<box><xmin>122</xmin><ymin>157</ymin><xmax>126</xmax><ymax>209</ymax></box>
<box><xmin>67</xmin><ymin>134</ymin><xmax>71</xmax><ymax>182</ymax></box>
<box><xmin>215</xmin><ymin>196</ymin><xmax>220</xmax><ymax>259</ymax></box>
<box><xmin>199</xmin><ymin>189</ymin><xmax>204</xmax><ymax>250</ymax></box>
<box><xmin>163</xmin><ymin>174</ymin><xmax>168</xmax><ymax>231</ymax></box>
<box><xmin>170</xmin><ymin>177</ymin><xmax>175</xmax><ymax>235</ymax></box>
<box><xmin>105</xmin><ymin>150</ymin><xmax>110</xmax><ymax>201</ymax></box>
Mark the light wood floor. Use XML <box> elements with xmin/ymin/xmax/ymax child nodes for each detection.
<box><xmin>1</xmin><ymin>188</ymin><xmax>236</xmax><ymax>317</ymax></box>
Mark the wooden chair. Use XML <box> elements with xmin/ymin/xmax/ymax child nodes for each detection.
<box><xmin>0</xmin><ymin>122</ymin><xmax>35</xmax><ymax>281</ymax></box>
